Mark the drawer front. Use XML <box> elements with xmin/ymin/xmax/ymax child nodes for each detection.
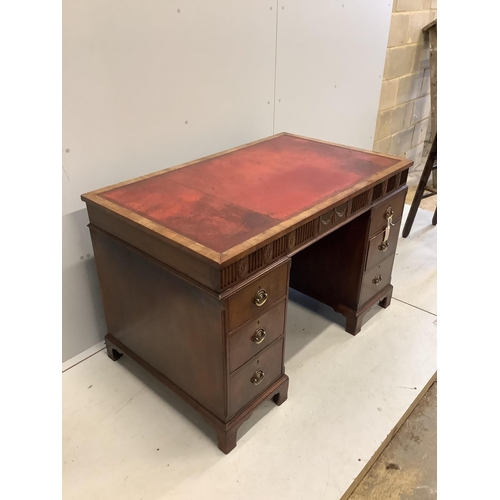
<box><xmin>229</xmin><ymin>337</ymin><xmax>284</xmax><ymax>416</ymax></box>
<box><xmin>318</xmin><ymin>202</ymin><xmax>348</xmax><ymax>234</ymax></box>
<box><xmin>333</xmin><ymin>202</ymin><xmax>349</xmax><ymax>224</ymax></box>
<box><xmin>365</xmin><ymin>218</ymin><xmax>402</xmax><ymax>271</ymax></box>
<box><xmin>226</xmin><ymin>261</ymin><xmax>289</xmax><ymax>332</ymax></box>
<box><xmin>359</xmin><ymin>253</ymin><xmax>396</xmax><ymax>305</ymax></box>
<box><xmin>229</xmin><ymin>299</ymin><xmax>286</xmax><ymax>373</ymax></box>
<box><xmin>318</xmin><ymin>208</ymin><xmax>334</xmax><ymax>234</ymax></box>
<box><xmin>369</xmin><ymin>189</ymin><xmax>406</xmax><ymax>236</ymax></box>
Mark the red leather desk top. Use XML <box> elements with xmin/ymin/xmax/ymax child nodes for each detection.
<box><xmin>97</xmin><ymin>134</ymin><xmax>401</xmax><ymax>254</ymax></box>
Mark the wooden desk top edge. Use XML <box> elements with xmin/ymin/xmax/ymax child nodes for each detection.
<box><xmin>82</xmin><ymin>133</ymin><xmax>412</xmax><ymax>267</ymax></box>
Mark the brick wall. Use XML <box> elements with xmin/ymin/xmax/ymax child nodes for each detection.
<box><xmin>373</xmin><ymin>0</ymin><xmax>437</xmax><ymax>182</ymax></box>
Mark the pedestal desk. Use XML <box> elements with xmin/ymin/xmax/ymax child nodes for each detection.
<box><xmin>81</xmin><ymin>133</ymin><xmax>412</xmax><ymax>453</ymax></box>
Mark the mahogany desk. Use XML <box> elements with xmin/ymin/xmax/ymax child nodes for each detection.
<box><xmin>81</xmin><ymin>133</ymin><xmax>412</xmax><ymax>453</ymax></box>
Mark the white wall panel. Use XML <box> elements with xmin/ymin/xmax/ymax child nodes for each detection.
<box><xmin>62</xmin><ymin>0</ymin><xmax>277</xmax><ymax>361</ymax></box>
<box><xmin>62</xmin><ymin>0</ymin><xmax>277</xmax><ymax>209</ymax></box>
<box><xmin>274</xmin><ymin>0</ymin><xmax>393</xmax><ymax>149</ymax></box>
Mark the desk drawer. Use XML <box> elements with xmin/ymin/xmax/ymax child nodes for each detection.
<box><xmin>229</xmin><ymin>337</ymin><xmax>283</xmax><ymax>416</ymax></box>
<box><xmin>318</xmin><ymin>202</ymin><xmax>348</xmax><ymax>234</ymax></box>
<box><xmin>365</xmin><ymin>218</ymin><xmax>402</xmax><ymax>271</ymax></box>
<box><xmin>226</xmin><ymin>262</ymin><xmax>288</xmax><ymax>332</ymax></box>
<box><xmin>369</xmin><ymin>189</ymin><xmax>406</xmax><ymax>236</ymax></box>
<box><xmin>229</xmin><ymin>299</ymin><xmax>286</xmax><ymax>373</ymax></box>
<box><xmin>359</xmin><ymin>253</ymin><xmax>396</xmax><ymax>305</ymax></box>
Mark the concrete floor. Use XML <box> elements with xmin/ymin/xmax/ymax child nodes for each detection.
<box><xmin>348</xmin><ymin>381</ymin><xmax>437</xmax><ymax>500</ymax></box>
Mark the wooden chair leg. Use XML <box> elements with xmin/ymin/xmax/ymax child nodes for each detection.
<box><xmin>432</xmin><ymin>207</ymin><xmax>437</xmax><ymax>226</ymax></box>
<box><xmin>402</xmin><ymin>135</ymin><xmax>437</xmax><ymax>238</ymax></box>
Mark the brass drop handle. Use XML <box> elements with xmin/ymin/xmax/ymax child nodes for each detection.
<box><xmin>250</xmin><ymin>369</ymin><xmax>265</xmax><ymax>385</ymax></box>
<box><xmin>320</xmin><ymin>213</ymin><xmax>332</xmax><ymax>225</ymax></box>
<box><xmin>372</xmin><ymin>274</ymin><xmax>382</xmax><ymax>285</ymax></box>
<box><xmin>254</xmin><ymin>289</ymin><xmax>268</xmax><ymax>307</ymax></box>
<box><xmin>251</xmin><ymin>328</ymin><xmax>267</xmax><ymax>344</ymax></box>
<box><xmin>335</xmin><ymin>205</ymin><xmax>347</xmax><ymax>218</ymax></box>
<box><xmin>379</xmin><ymin>207</ymin><xmax>396</xmax><ymax>251</ymax></box>
<box><xmin>378</xmin><ymin>241</ymin><xmax>389</xmax><ymax>252</ymax></box>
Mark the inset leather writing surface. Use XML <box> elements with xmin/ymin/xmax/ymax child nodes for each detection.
<box><xmin>100</xmin><ymin>134</ymin><xmax>400</xmax><ymax>254</ymax></box>
<box><xmin>100</xmin><ymin>177</ymin><xmax>277</xmax><ymax>253</ymax></box>
<box><xmin>164</xmin><ymin>136</ymin><xmax>378</xmax><ymax>220</ymax></box>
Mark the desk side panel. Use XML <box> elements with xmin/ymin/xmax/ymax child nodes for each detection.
<box><xmin>90</xmin><ymin>228</ymin><xmax>226</xmax><ymax>421</ymax></box>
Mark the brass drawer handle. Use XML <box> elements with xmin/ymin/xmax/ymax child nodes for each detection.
<box><xmin>335</xmin><ymin>206</ymin><xmax>346</xmax><ymax>218</ymax></box>
<box><xmin>320</xmin><ymin>214</ymin><xmax>332</xmax><ymax>225</ymax></box>
<box><xmin>251</xmin><ymin>328</ymin><xmax>267</xmax><ymax>344</ymax></box>
<box><xmin>250</xmin><ymin>369</ymin><xmax>265</xmax><ymax>385</ymax></box>
<box><xmin>254</xmin><ymin>289</ymin><xmax>268</xmax><ymax>307</ymax></box>
<box><xmin>372</xmin><ymin>274</ymin><xmax>382</xmax><ymax>285</ymax></box>
<box><xmin>379</xmin><ymin>208</ymin><xmax>396</xmax><ymax>250</ymax></box>
<box><xmin>378</xmin><ymin>241</ymin><xmax>389</xmax><ymax>252</ymax></box>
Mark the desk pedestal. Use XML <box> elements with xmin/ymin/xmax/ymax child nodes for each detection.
<box><xmin>290</xmin><ymin>189</ymin><xmax>405</xmax><ymax>335</ymax></box>
<box><xmin>91</xmin><ymin>227</ymin><xmax>290</xmax><ymax>453</ymax></box>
